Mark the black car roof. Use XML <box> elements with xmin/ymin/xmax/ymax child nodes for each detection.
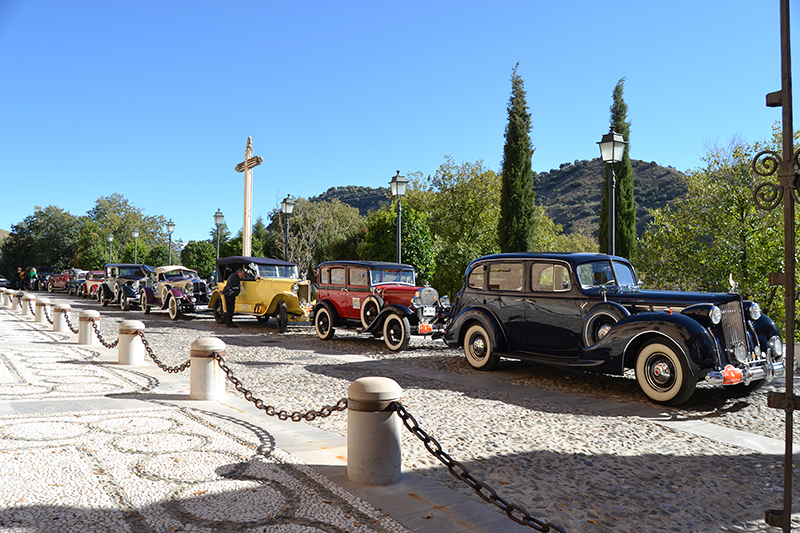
<box><xmin>216</xmin><ymin>256</ymin><xmax>297</xmax><ymax>267</ymax></box>
<box><xmin>317</xmin><ymin>260</ymin><xmax>415</xmax><ymax>270</ymax></box>
<box><xmin>105</xmin><ymin>263</ymin><xmax>155</xmax><ymax>272</ymax></box>
<box><xmin>467</xmin><ymin>252</ymin><xmax>630</xmax><ymax>269</ymax></box>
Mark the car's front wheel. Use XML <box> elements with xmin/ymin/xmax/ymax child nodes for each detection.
<box><xmin>463</xmin><ymin>323</ymin><xmax>499</xmax><ymax>370</ymax></box>
<box><xmin>383</xmin><ymin>314</ymin><xmax>410</xmax><ymax>352</ymax></box>
<box><xmin>315</xmin><ymin>305</ymin><xmax>335</xmax><ymax>341</ymax></box>
<box><xmin>121</xmin><ymin>293</ymin><xmax>131</xmax><ymax>311</ymax></box>
<box><xmin>100</xmin><ymin>289</ymin><xmax>109</xmax><ymax>307</ymax></box>
<box><xmin>168</xmin><ymin>296</ymin><xmax>181</xmax><ymax>321</ymax></box>
<box><xmin>275</xmin><ymin>300</ymin><xmax>288</xmax><ymax>333</ymax></box>
<box><xmin>635</xmin><ymin>341</ymin><xmax>697</xmax><ymax>406</ymax></box>
<box><xmin>140</xmin><ymin>291</ymin><xmax>150</xmax><ymax>314</ymax></box>
<box><xmin>213</xmin><ymin>299</ymin><xmax>225</xmax><ymax>324</ymax></box>
<box><xmin>47</xmin><ymin>283</ymin><xmax>53</xmax><ymax>293</ymax></box>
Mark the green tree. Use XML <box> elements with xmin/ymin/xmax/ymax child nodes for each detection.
<box><xmin>181</xmin><ymin>240</ymin><xmax>216</xmax><ymax>276</ymax></box>
<box><xmin>599</xmin><ymin>78</ymin><xmax>637</xmax><ymax>258</ymax></box>
<box><xmin>74</xmin><ymin>220</ymin><xmax>111</xmax><ymax>270</ymax></box>
<box><xmin>0</xmin><ymin>206</ymin><xmax>80</xmax><ymax>279</ymax></box>
<box><xmin>637</xmin><ymin>131</ymin><xmax>789</xmax><ymax>328</ymax></box>
<box><xmin>144</xmin><ymin>245</ymin><xmax>170</xmax><ymax>267</ymax></box>
<box><xmin>87</xmin><ymin>193</ymin><xmax>169</xmax><ymax>251</ymax></box>
<box><xmin>358</xmin><ymin>204</ymin><xmax>435</xmax><ymax>284</ymax></box>
<box><xmin>499</xmin><ymin>63</ymin><xmax>535</xmax><ymax>252</ymax></box>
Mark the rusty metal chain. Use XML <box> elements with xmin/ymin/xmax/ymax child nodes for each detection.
<box><xmin>392</xmin><ymin>402</ymin><xmax>567</xmax><ymax>533</ymax></box>
<box><xmin>91</xmin><ymin>321</ymin><xmax>119</xmax><ymax>349</ymax></box>
<box><xmin>62</xmin><ymin>309</ymin><xmax>80</xmax><ymax>334</ymax></box>
<box><xmin>211</xmin><ymin>352</ymin><xmax>348</xmax><ymax>421</ymax></box>
<box><xmin>43</xmin><ymin>305</ymin><xmax>53</xmax><ymax>325</ymax></box>
<box><xmin>27</xmin><ymin>300</ymin><xmax>35</xmax><ymax>315</ymax></box>
<box><xmin>136</xmin><ymin>330</ymin><xmax>191</xmax><ymax>373</ymax></box>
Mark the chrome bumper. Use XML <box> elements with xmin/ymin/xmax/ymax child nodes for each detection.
<box><xmin>705</xmin><ymin>357</ymin><xmax>788</xmax><ymax>386</ymax></box>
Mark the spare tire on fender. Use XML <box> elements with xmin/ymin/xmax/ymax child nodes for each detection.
<box><xmin>582</xmin><ymin>302</ymin><xmax>630</xmax><ymax>347</ymax></box>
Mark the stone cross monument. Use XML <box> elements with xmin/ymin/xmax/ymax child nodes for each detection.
<box><xmin>235</xmin><ymin>137</ymin><xmax>264</xmax><ymax>257</ymax></box>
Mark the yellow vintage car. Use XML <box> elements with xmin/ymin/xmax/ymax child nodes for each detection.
<box><xmin>208</xmin><ymin>256</ymin><xmax>314</xmax><ymax>332</ymax></box>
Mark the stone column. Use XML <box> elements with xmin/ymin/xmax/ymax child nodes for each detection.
<box><xmin>190</xmin><ymin>337</ymin><xmax>227</xmax><ymax>400</ymax></box>
<box><xmin>22</xmin><ymin>294</ymin><xmax>36</xmax><ymax>316</ymax></box>
<box><xmin>118</xmin><ymin>320</ymin><xmax>145</xmax><ymax>365</ymax></box>
<box><xmin>0</xmin><ymin>288</ymin><xmax>7</xmax><ymax>307</ymax></box>
<box><xmin>347</xmin><ymin>377</ymin><xmax>403</xmax><ymax>485</ymax></box>
<box><xmin>52</xmin><ymin>303</ymin><xmax>71</xmax><ymax>333</ymax></box>
<box><xmin>35</xmin><ymin>298</ymin><xmax>51</xmax><ymax>324</ymax></box>
<box><xmin>78</xmin><ymin>310</ymin><xmax>100</xmax><ymax>345</ymax></box>
<box><xmin>11</xmin><ymin>291</ymin><xmax>23</xmax><ymax>312</ymax></box>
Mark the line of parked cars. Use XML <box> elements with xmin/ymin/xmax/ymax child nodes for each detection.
<box><xmin>27</xmin><ymin>251</ymin><xmax>787</xmax><ymax>406</ymax></box>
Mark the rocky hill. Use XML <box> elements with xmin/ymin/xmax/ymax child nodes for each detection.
<box><xmin>310</xmin><ymin>185</ymin><xmax>391</xmax><ymax>216</ymax></box>
<box><xmin>535</xmin><ymin>159</ymin><xmax>687</xmax><ymax>237</ymax></box>
<box><xmin>309</xmin><ymin>160</ymin><xmax>688</xmax><ymax>238</ymax></box>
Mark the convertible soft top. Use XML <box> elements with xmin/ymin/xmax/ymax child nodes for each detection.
<box><xmin>216</xmin><ymin>256</ymin><xmax>297</xmax><ymax>267</ymax></box>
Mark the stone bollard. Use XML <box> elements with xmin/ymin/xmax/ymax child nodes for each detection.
<box><xmin>78</xmin><ymin>310</ymin><xmax>100</xmax><ymax>345</ymax></box>
<box><xmin>0</xmin><ymin>288</ymin><xmax>7</xmax><ymax>307</ymax></box>
<box><xmin>118</xmin><ymin>320</ymin><xmax>145</xmax><ymax>365</ymax></box>
<box><xmin>52</xmin><ymin>303</ymin><xmax>71</xmax><ymax>333</ymax></box>
<box><xmin>22</xmin><ymin>294</ymin><xmax>36</xmax><ymax>317</ymax></box>
<box><xmin>35</xmin><ymin>298</ymin><xmax>51</xmax><ymax>324</ymax></box>
<box><xmin>190</xmin><ymin>337</ymin><xmax>226</xmax><ymax>400</ymax></box>
<box><xmin>11</xmin><ymin>291</ymin><xmax>23</xmax><ymax>312</ymax></box>
<box><xmin>3</xmin><ymin>288</ymin><xmax>12</xmax><ymax>307</ymax></box>
<box><xmin>347</xmin><ymin>377</ymin><xmax>403</xmax><ymax>485</ymax></box>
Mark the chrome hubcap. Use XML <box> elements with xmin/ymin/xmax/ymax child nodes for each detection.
<box><xmin>651</xmin><ymin>360</ymin><xmax>672</xmax><ymax>386</ymax></box>
<box><xmin>471</xmin><ymin>337</ymin><xmax>486</xmax><ymax>358</ymax></box>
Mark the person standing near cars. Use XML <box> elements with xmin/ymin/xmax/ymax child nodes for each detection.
<box><xmin>224</xmin><ymin>268</ymin><xmax>245</xmax><ymax>328</ymax></box>
<box><xmin>28</xmin><ymin>268</ymin><xmax>36</xmax><ymax>290</ymax></box>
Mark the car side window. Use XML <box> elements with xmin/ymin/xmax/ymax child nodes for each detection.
<box><xmin>319</xmin><ymin>267</ymin><xmax>329</xmax><ymax>285</ymax></box>
<box><xmin>531</xmin><ymin>263</ymin><xmax>571</xmax><ymax>292</ymax></box>
<box><xmin>468</xmin><ymin>266</ymin><xmax>484</xmax><ymax>289</ymax></box>
<box><xmin>348</xmin><ymin>268</ymin><xmax>368</xmax><ymax>288</ymax></box>
<box><xmin>488</xmin><ymin>263</ymin><xmax>523</xmax><ymax>292</ymax></box>
<box><xmin>330</xmin><ymin>267</ymin><xmax>345</xmax><ymax>286</ymax></box>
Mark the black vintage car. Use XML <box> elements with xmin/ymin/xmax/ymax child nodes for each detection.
<box><xmin>443</xmin><ymin>252</ymin><xmax>786</xmax><ymax>406</ymax></box>
<box><xmin>98</xmin><ymin>263</ymin><xmax>155</xmax><ymax>311</ymax></box>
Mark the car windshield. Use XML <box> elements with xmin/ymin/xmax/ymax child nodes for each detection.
<box><xmin>576</xmin><ymin>260</ymin><xmax>638</xmax><ymax>290</ymax></box>
<box><xmin>253</xmin><ymin>264</ymin><xmax>298</xmax><ymax>279</ymax></box>
<box><xmin>163</xmin><ymin>269</ymin><xmax>196</xmax><ymax>280</ymax></box>
<box><xmin>119</xmin><ymin>267</ymin><xmax>144</xmax><ymax>278</ymax></box>
<box><xmin>370</xmin><ymin>269</ymin><xmax>415</xmax><ymax>285</ymax></box>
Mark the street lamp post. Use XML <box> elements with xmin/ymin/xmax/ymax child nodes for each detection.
<box><xmin>214</xmin><ymin>209</ymin><xmax>224</xmax><ymax>261</ymax></box>
<box><xmin>597</xmin><ymin>131</ymin><xmax>628</xmax><ymax>256</ymax></box>
<box><xmin>166</xmin><ymin>219</ymin><xmax>175</xmax><ymax>265</ymax></box>
<box><xmin>108</xmin><ymin>234</ymin><xmax>114</xmax><ymax>261</ymax></box>
<box><xmin>280</xmin><ymin>196</ymin><xmax>296</xmax><ymax>262</ymax></box>
<box><xmin>389</xmin><ymin>171</ymin><xmax>408</xmax><ymax>263</ymax></box>
<box><xmin>132</xmin><ymin>228</ymin><xmax>139</xmax><ymax>263</ymax></box>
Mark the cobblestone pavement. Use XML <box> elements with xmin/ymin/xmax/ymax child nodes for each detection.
<box><xmin>0</xmin><ymin>306</ymin><xmax>412</xmax><ymax>533</ymax></box>
<box><xmin>6</xmin><ymin>291</ymin><xmax>800</xmax><ymax>532</ymax></box>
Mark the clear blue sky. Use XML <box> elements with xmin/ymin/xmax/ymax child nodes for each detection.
<box><xmin>0</xmin><ymin>1</ymin><xmax>794</xmax><ymax>244</ymax></box>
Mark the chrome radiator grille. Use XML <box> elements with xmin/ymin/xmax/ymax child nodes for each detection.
<box><xmin>719</xmin><ymin>300</ymin><xmax>747</xmax><ymax>350</ymax></box>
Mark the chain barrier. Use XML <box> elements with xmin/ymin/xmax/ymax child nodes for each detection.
<box><xmin>136</xmin><ymin>330</ymin><xmax>191</xmax><ymax>373</ymax></box>
<box><xmin>61</xmin><ymin>309</ymin><xmax>80</xmax><ymax>334</ymax></box>
<box><xmin>27</xmin><ymin>300</ymin><xmax>35</xmax><ymax>315</ymax></box>
<box><xmin>91</xmin><ymin>321</ymin><xmax>119</xmax><ymax>349</ymax></box>
<box><xmin>392</xmin><ymin>402</ymin><xmax>567</xmax><ymax>533</ymax></box>
<box><xmin>211</xmin><ymin>352</ymin><xmax>348</xmax><ymax>421</ymax></box>
<box><xmin>43</xmin><ymin>305</ymin><xmax>53</xmax><ymax>325</ymax></box>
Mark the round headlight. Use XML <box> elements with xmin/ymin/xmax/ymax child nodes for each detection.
<box><xmin>769</xmin><ymin>336</ymin><xmax>784</xmax><ymax>358</ymax></box>
<box><xmin>291</xmin><ymin>283</ymin><xmax>299</xmax><ymax>295</ymax></box>
<box><xmin>709</xmin><ymin>306</ymin><xmax>722</xmax><ymax>325</ymax></box>
<box><xmin>439</xmin><ymin>295</ymin><xmax>450</xmax><ymax>307</ymax></box>
<box><xmin>734</xmin><ymin>343</ymin><xmax>748</xmax><ymax>363</ymax></box>
<box><xmin>184</xmin><ymin>283</ymin><xmax>194</xmax><ymax>294</ymax></box>
<box><xmin>411</xmin><ymin>295</ymin><xmax>422</xmax><ymax>308</ymax></box>
<box><xmin>749</xmin><ymin>302</ymin><xmax>762</xmax><ymax>321</ymax></box>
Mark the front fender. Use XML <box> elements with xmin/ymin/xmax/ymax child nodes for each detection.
<box><xmin>573</xmin><ymin>311</ymin><xmax>717</xmax><ymax>377</ymax></box>
<box><xmin>442</xmin><ymin>307</ymin><xmax>508</xmax><ymax>353</ymax></box>
<box><xmin>121</xmin><ymin>284</ymin><xmax>138</xmax><ymax>298</ymax></box>
<box><xmin>141</xmin><ymin>286</ymin><xmax>156</xmax><ymax>304</ymax></box>
<box><xmin>365</xmin><ymin>304</ymin><xmax>415</xmax><ymax>333</ymax></box>
<box><xmin>752</xmin><ymin>313</ymin><xmax>781</xmax><ymax>350</ymax></box>
<box><xmin>208</xmin><ymin>291</ymin><xmax>222</xmax><ymax>310</ymax></box>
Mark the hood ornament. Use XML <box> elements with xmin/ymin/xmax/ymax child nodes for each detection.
<box><xmin>728</xmin><ymin>273</ymin><xmax>739</xmax><ymax>294</ymax></box>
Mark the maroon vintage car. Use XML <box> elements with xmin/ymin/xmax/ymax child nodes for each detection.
<box><xmin>313</xmin><ymin>260</ymin><xmax>449</xmax><ymax>351</ymax></box>
<box><xmin>47</xmin><ymin>268</ymin><xmax>84</xmax><ymax>292</ymax></box>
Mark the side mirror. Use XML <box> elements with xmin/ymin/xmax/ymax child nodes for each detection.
<box><xmin>561</xmin><ymin>281</ymin><xmax>571</xmax><ymax>291</ymax></box>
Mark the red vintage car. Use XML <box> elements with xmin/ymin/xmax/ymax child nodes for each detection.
<box><xmin>313</xmin><ymin>260</ymin><xmax>450</xmax><ymax>351</ymax></box>
<box><xmin>47</xmin><ymin>268</ymin><xmax>84</xmax><ymax>292</ymax></box>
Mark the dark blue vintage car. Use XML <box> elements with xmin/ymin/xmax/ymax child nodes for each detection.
<box><xmin>443</xmin><ymin>252</ymin><xmax>787</xmax><ymax>406</ymax></box>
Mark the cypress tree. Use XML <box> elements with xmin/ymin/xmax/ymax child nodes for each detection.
<box><xmin>499</xmin><ymin>63</ymin><xmax>535</xmax><ymax>252</ymax></box>
<box><xmin>599</xmin><ymin>78</ymin><xmax>637</xmax><ymax>258</ymax></box>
